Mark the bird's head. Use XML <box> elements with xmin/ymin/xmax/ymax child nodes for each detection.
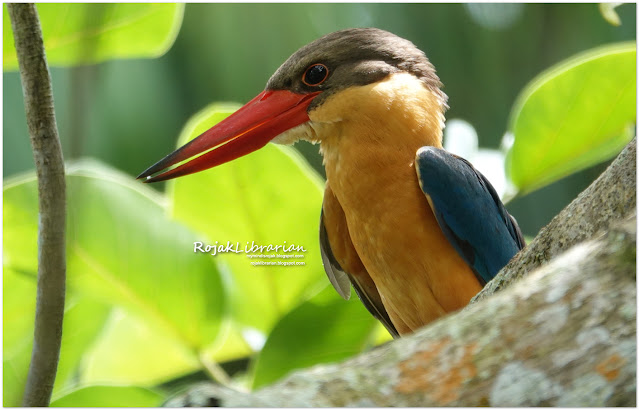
<box><xmin>139</xmin><ymin>28</ymin><xmax>447</xmax><ymax>183</ymax></box>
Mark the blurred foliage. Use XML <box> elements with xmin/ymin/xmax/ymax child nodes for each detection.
<box><xmin>169</xmin><ymin>105</ymin><xmax>327</xmax><ymax>340</ymax></box>
<box><xmin>599</xmin><ymin>3</ymin><xmax>623</xmax><ymax>27</ymax></box>
<box><xmin>4</xmin><ymin>3</ymin><xmax>636</xmax><ymax>234</ymax></box>
<box><xmin>251</xmin><ymin>287</ymin><xmax>381</xmax><ymax>389</ymax></box>
<box><xmin>4</xmin><ymin>162</ymin><xmax>226</xmax><ymax>405</ymax></box>
<box><xmin>3</xmin><ymin>3</ymin><xmax>637</xmax><ymax>407</ymax></box>
<box><xmin>49</xmin><ymin>385</ymin><xmax>165</xmax><ymax>407</ymax></box>
<box><xmin>507</xmin><ymin>42</ymin><xmax>636</xmax><ymax>194</ymax></box>
<box><xmin>3</xmin><ymin>3</ymin><xmax>183</xmax><ymax>70</ymax></box>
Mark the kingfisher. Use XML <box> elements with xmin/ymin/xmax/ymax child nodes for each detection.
<box><xmin>139</xmin><ymin>28</ymin><xmax>524</xmax><ymax>337</ymax></box>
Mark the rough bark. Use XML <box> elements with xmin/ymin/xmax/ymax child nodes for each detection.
<box><xmin>165</xmin><ymin>140</ymin><xmax>637</xmax><ymax>407</ymax></box>
<box><xmin>8</xmin><ymin>4</ymin><xmax>67</xmax><ymax>407</ymax></box>
<box><xmin>168</xmin><ymin>216</ymin><xmax>636</xmax><ymax>407</ymax></box>
<box><xmin>473</xmin><ymin>138</ymin><xmax>636</xmax><ymax>303</ymax></box>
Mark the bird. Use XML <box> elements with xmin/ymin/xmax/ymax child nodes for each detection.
<box><xmin>138</xmin><ymin>28</ymin><xmax>525</xmax><ymax>338</ymax></box>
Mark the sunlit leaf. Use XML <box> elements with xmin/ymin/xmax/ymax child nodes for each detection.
<box><xmin>169</xmin><ymin>104</ymin><xmax>327</xmax><ymax>351</ymax></box>
<box><xmin>3</xmin><ymin>161</ymin><xmax>227</xmax><ymax>395</ymax></box>
<box><xmin>50</xmin><ymin>385</ymin><xmax>165</xmax><ymax>407</ymax></box>
<box><xmin>202</xmin><ymin>322</ymin><xmax>253</xmax><ymax>364</ymax></box>
<box><xmin>3</xmin><ymin>339</ymin><xmax>31</xmax><ymax>407</ymax></box>
<box><xmin>506</xmin><ymin>42</ymin><xmax>636</xmax><ymax>194</ymax></box>
<box><xmin>251</xmin><ymin>287</ymin><xmax>378</xmax><ymax>389</ymax></box>
<box><xmin>52</xmin><ymin>296</ymin><xmax>111</xmax><ymax>394</ymax></box>
<box><xmin>3</xmin><ymin>268</ymin><xmax>35</xmax><ymax>406</ymax></box>
<box><xmin>81</xmin><ymin>308</ymin><xmax>200</xmax><ymax>386</ymax></box>
<box><xmin>3</xmin><ymin>3</ymin><xmax>184</xmax><ymax>70</ymax></box>
<box><xmin>3</xmin><ymin>268</ymin><xmax>111</xmax><ymax>406</ymax></box>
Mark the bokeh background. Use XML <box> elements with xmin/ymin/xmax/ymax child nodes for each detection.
<box><xmin>4</xmin><ymin>2</ymin><xmax>636</xmax><ymax>236</ymax></box>
<box><xmin>3</xmin><ymin>3</ymin><xmax>636</xmax><ymax>405</ymax></box>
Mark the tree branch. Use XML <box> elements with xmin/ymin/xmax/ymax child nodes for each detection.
<box><xmin>8</xmin><ymin>4</ymin><xmax>67</xmax><ymax>407</ymax></box>
<box><xmin>168</xmin><ymin>215</ymin><xmax>636</xmax><ymax>407</ymax></box>
<box><xmin>165</xmin><ymin>140</ymin><xmax>636</xmax><ymax>407</ymax></box>
<box><xmin>473</xmin><ymin>137</ymin><xmax>636</xmax><ymax>303</ymax></box>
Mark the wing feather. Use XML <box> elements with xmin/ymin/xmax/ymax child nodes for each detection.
<box><xmin>320</xmin><ymin>209</ymin><xmax>351</xmax><ymax>300</ymax></box>
<box><xmin>416</xmin><ymin>147</ymin><xmax>525</xmax><ymax>284</ymax></box>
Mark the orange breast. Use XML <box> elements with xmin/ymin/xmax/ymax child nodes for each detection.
<box><xmin>330</xmin><ymin>154</ymin><xmax>482</xmax><ymax>333</ymax></box>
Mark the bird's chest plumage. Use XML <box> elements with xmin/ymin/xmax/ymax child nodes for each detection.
<box><xmin>324</xmin><ymin>148</ymin><xmax>483</xmax><ymax>330</ymax></box>
<box><xmin>316</xmin><ymin>103</ymin><xmax>482</xmax><ymax>331</ymax></box>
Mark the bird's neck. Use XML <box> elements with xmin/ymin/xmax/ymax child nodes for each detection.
<box><xmin>310</xmin><ymin>72</ymin><xmax>446</xmax><ymax>197</ymax></box>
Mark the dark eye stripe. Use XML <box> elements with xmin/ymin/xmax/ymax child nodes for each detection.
<box><xmin>302</xmin><ymin>63</ymin><xmax>329</xmax><ymax>86</ymax></box>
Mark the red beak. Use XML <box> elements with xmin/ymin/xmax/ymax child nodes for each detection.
<box><xmin>138</xmin><ymin>90</ymin><xmax>320</xmax><ymax>183</ymax></box>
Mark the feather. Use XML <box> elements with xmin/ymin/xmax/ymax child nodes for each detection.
<box><xmin>319</xmin><ymin>209</ymin><xmax>351</xmax><ymax>300</ymax></box>
<box><xmin>320</xmin><ymin>188</ymin><xmax>399</xmax><ymax>338</ymax></box>
<box><xmin>416</xmin><ymin>147</ymin><xmax>525</xmax><ymax>284</ymax></box>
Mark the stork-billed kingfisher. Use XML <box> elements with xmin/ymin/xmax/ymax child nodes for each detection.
<box><xmin>139</xmin><ymin>28</ymin><xmax>525</xmax><ymax>337</ymax></box>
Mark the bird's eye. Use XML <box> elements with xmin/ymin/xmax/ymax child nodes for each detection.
<box><xmin>302</xmin><ymin>63</ymin><xmax>329</xmax><ymax>86</ymax></box>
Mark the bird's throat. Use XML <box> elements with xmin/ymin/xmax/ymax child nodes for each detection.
<box><xmin>313</xmin><ymin>72</ymin><xmax>447</xmax><ymax>199</ymax></box>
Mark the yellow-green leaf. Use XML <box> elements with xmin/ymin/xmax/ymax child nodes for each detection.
<box><xmin>3</xmin><ymin>268</ymin><xmax>111</xmax><ymax>406</ymax></box>
<box><xmin>168</xmin><ymin>104</ymin><xmax>327</xmax><ymax>355</ymax></box>
<box><xmin>506</xmin><ymin>42</ymin><xmax>636</xmax><ymax>194</ymax></box>
<box><xmin>3</xmin><ymin>3</ymin><xmax>184</xmax><ymax>70</ymax></box>
<box><xmin>50</xmin><ymin>385</ymin><xmax>164</xmax><ymax>407</ymax></box>
<box><xmin>3</xmin><ymin>161</ymin><xmax>227</xmax><ymax>397</ymax></box>
<box><xmin>80</xmin><ymin>308</ymin><xmax>200</xmax><ymax>386</ymax></box>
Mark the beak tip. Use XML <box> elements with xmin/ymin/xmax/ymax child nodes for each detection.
<box><xmin>136</xmin><ymin>170</ymin><xmax>154</xmax><ymax>183</ymax></box>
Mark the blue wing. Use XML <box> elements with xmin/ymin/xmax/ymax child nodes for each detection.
<box><xmin>415</xmin><ymin>147</ymin><xmax>525</xmax><ymax>285</ymax></box>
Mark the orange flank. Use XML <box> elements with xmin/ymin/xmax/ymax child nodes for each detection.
<box><xmin>322</xmin><ymin>185</ymin><xmax>392</xmax><ymax>330</ymax></box>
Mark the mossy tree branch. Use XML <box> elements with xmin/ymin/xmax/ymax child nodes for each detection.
<box><xmin>8</xmin><ymin>3</ymin><xmax>67</xmax><ymax>407</ymax></box>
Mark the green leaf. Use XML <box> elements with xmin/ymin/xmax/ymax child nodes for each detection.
<box><xmin>80</xmin><ymin>307</ymin><xmax>200</xmax><ymax>386</ymax></box>
<box><xmin>50</xmin><ymin>385</ymin><xmax>165</xmax><ymax>407</ymax></box>
<box><xmin>169</xmin><ymin>104</ymin><xmax>327</xmax><ymax>350</ymax></box>
<box><xmin>3</xmin><ymin>338</ymin><xmax>32</xmax><ymax>407</ymax></box>
<box><xmin>3</xmin><ymin>3</ymin><xmax>184</xmax><ymax>71</ymax></box>
<box><xmin>3</xmin><ymin>160</ymin><xmax>226</xmax><ymax>390</ymax></box>
<box><xmin>506</xmin><ymin>42</ymin><xmax>636</xmax><ymax>194</ymax></box>
<box><xmin>251</xmin><ymin>287</ymin><xmax>378</xmax><ymax>389</ymax></box>
<box><xmin>3</xmin><ymin>268</ymin><xmax>111</xmax><ymax>406</ymax></box>
<box><xmin>3</xmin><ymin>268</ymin><xmax>35</xmax><ymax>406</ymax></box>
<box><xmin>52</xmin><ymin>296</ymin><xmax>111</xmax><ymax>394</ymax></box>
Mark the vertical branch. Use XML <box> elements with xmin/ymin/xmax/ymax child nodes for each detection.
<box><xmin>8</xmin><ymin>4</ymin><xmax>67</xmax><ymax>407</ymax></box>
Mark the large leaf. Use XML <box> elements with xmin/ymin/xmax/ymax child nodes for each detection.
<box><xmin>80</xmin><ymin>307</ymin><xmax>200</xmax><ymax>386</ymax></box>
<box><xmin>3</xmin><ymin>161</ymin><xmax>227</xmax><ymax>394</ymax></box>
<box><xmin>3</xmin><ymin>3</ymin><xmax>184</xmax><ymax>70</ymax></box>
<box><xmin>3</xmin><ymin>268</ymin><xmax>37</xmax><ymax>406</ymax></box>
<box><xmin>50</xmin><ymin>385</ymin><xmax>165</xmax><ymax>407</ymax></box>
<box><xmin>51</xmin><ymin>296</ymin><xmax>111</xmax><ymax>394</ymax></box>
<box><xmin>169</xmin><ymin>104</ymin><xmax>327</xmax><ymax>351</ymax></box>
<box><xmin>250</xmin><ymin>287</ymin><xmax>379</xmax><ymax>389</ymax></box>
<box><xmin>3</xmin><ymin>268</ymin><xmax>111</xmax><ymax>406</ymax></box>
<box><xmin>506</xmin><ymin>42</ymin><xmax>636</xmax><ymax>194</ymax></box>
